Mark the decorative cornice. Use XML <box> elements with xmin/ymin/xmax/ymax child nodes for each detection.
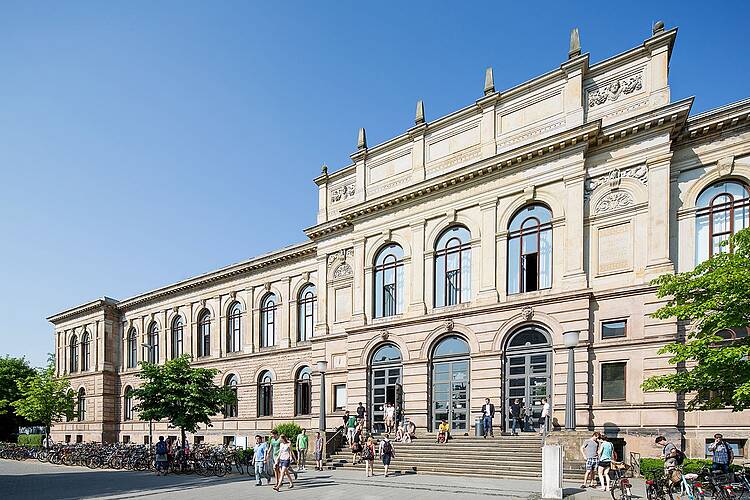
<box><xmin>675</xmin><ymin>97</ymin><xmax>750</xmax><ymax>146</ymax></box>
<box><xmin>47</xmin><ymin>297</ymin><xmax>119</xmax><ymax>324</ymax></box>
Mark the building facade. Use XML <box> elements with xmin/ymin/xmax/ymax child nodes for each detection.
<box><xmin>49</xmin><ymin>24</ymin><xmax>750</xmax><ymax>459</ymax></box>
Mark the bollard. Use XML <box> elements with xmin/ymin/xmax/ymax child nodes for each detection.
<box><xmin>541</xmin><ymin>444</ymin><xmax>563</xmax><ymax>499</ymax></box>
<box><xmin>474</xmin><ymin>417</ymin><xmax>483</xmax><ymax>437</ymax></box>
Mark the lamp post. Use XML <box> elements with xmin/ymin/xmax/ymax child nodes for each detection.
<box><xmin>141</xmin><ymin>343</ymin><xmax>154</xmax><ymax>446</ymax></box>
<box><xmin>316</xmin><ymin>360</ymin><xmax>328</xmax><ymax>432</ymax></box>
<box><xmin>562</xmin><ymin>331</ymin><xmax>580</xmax><ymax>431</ymax></box>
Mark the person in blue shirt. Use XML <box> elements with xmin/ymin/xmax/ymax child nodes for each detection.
<box><xmin>597</xmin><ymin>435</ymin><xmax>614</xmax><ymax>491</ymax></box>
<box><xmin>709</xmin><ymin>434</ymin><xmax>734</xmax><ymax>474</ymax></box>
<box><xmin>253</xmin><ymin>435</ymin><xmax>271</xmax><ymax>486</ymax></box>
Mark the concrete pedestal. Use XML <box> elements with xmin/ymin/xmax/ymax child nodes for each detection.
<box><xmin>541</xmin><ymin>444</ymin><xmax>563</xmax><ymax>499</ymax></box>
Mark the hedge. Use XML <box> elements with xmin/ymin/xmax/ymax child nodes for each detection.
<box><xmin>640</xmin><ymin>458</ymin><xmax>742</xmax><ymax>478</ymax></box>
<box><xmin>272</xmin><ymin>422</ymin><xmax>303</xmax><ymax>450</ymax></box>
<box><xmin>17</xmin><ymin>434</ymin><xmax>43</xmax><ymax>447</ymax></box>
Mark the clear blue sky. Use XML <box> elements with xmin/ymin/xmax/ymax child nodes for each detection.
<box><xmin>1</xmin><ymin>1</ymin><xmax>748</xmax><ymax>367</ymax></box>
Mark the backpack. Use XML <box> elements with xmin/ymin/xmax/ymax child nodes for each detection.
<box><xmin>674</xmin><ymin>449</ymin><xmax>686</xmax><ymax>466</ymax></box>
<box><xmin>382</xmin><ymin>440</ymin><xmax>393</xmax><ymax>455</ymax></box>
<box><xmin>156</xmin><ymin>441</ymin><xmax>167</xmax><ymax>455</ymax></box>
<box><xmin>362</xmin><ymin>446</ymin><xmax>374</xmax><ymax>460</ymax></box>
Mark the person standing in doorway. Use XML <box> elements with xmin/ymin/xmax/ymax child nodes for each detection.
<box><xmin>363</xmin><ymin>436</ymin><xmax>376</xmax><ymax>477</ymax></box>
<box><xmin>538</xmin><ymin>398</ymin><xmax>550</xmax><ymax>435</ymax></box>
<box><xmin>509</xmin><ymin>399</ymin><xmax>522</xmax><ymax>436</ymax></box>
<box><xmin>379</xmin><ymin>433</ymin><xmax>395</xmax><ymax>477</ymax></box>
<box><xmin>481</xmin><ymin>398</ymin><xmax>495</xmax><ymax>438</ymax></box>
<box><xmin>597</xmin><ymin>435</ymin><xmax>614</xmax><ymax>491</ymax></box>
<box><xmin>296</xmin><ymin>429</ymin><xmax>309</xmax><ymax>471</ymax></box>
<box><xmin>385</xmin><ymin>403</ymin><xmax>396</xmax><ymax>434</ymax></box>
<box><xmin>253</xmin><ymin>435</ymin><xmax>271</xmax><ymax>486</ymax></box>
<box><xmin>580</xmin><ymin>431</ymin><xmax>601</xmax><ymax>488</ymax></box>
<box><xmin>314</xmin><ymin>431</ymin><xmax>325</xmax><ymax>471</ymax></box>
<box><xmin>708</xmin><ymin>433</ymin><xmax>734</xmax><ymax>474</ymax></box>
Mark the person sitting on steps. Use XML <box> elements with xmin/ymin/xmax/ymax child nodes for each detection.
<box><xmin>437</xmin><ymin>420</ymin><xmax>450</xmax><ymax>444</ymax></box>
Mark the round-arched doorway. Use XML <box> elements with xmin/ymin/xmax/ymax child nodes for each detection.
<box><xmin>369</xmin><ymin>343</ymin><xmax>402</xmax><ymax>434</ymax></box>
<box><xmin>430</xmin><ymin>335</ymin><xmax>470</xmax><ymax>433</ymax></box>
<box><xmin>503</xmin><ymin>325</ymin><xmax>552</xmax><ymax>433</ymax></box>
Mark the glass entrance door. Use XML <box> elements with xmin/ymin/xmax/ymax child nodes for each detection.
<box><xmin>432</xmin><ymin>359</ymin><xmax>469</xmax><ymax>433</ymax></box>
<box><xmin>505</xmin><ymin>352</ymin><xmax>550</xmax><ymax>432</ymax></box>
<box><xmin>371</xmin><ymin>365</ymin><xmax>402</xmax><ymax>433</ymax></box>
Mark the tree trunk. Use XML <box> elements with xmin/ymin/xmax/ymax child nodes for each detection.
<box><xmin>181</xmin><ymin>427</ymin><xmax>186</xmax><ymax>450</ymax></box>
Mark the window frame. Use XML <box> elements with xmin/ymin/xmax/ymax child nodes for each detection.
<box><xmin>507</xmin><ymin>205</ymin><xmax>553</xmax><ymax>294</ymax></box>
<box><xmin>171</xmin><ymin>316</ymin><xmax>184</xmax><ymax>359</ymax></box>
<box><xmin>600</xmin><ymin>361</ymin><xmax>627</xmax><ymax>402</ymax></box>
<box><xmin>147</xmin><ymin>323</ymin><xmax>159</xmax><ymax>364</ymax></box>
<box><xmin>333</xmin><ymin>383</ymin><xmax>347</xmax><ymax>411</ymax></box>
<box><xmin>77</xmin><ymin>388</ymin><xmax>86</xmax><ymax>421</ymax></box>
<box><xmin>297</xmin><ymin>286</ymin><xmax>316</xmax><ymax>342</ymax></box>
<box><xmin>373</xmin><ymin>244</ymin><xmax>404</xmax><ymax>318</ymax></box>
<box><xmin>434</xmin><ymin>226</ymin><xmax>471</xmax><ymax>308</ymax></box>
<box><xmin>124</xmin><ymin>386</ymin><xmax>133</xmax><ymax>421</ymax></box>
<box><xmin>227</xmin><ymin>302</ymin><xmax>242</xmax><ymax>353</ymax></box>
<box><xmin>601</xmin><ymin>319</ymin><xmax>628</xmax><ymax>340</ymax></box>
<box><xmin>197</xmin><ymin>311</ymin><xmax>211</xmax><ymax>357</ymax></box>
<box><xmin>224</xmin><ymin>375</ymin><xmax>239</xmax><ymax>418</ymax></box>
<box><xmin>295</xmin><ymin>366</ymin><xmax>312</xmax><ymax>416</ymax></box>
<box><xmin>80</xmin><ymin>332</ymin><xmax>91</xmax><ymax>371</ymax></box>
<box><xmin>127</xmin><ymin>329</ymin><xmax>138</xmax><ymax>369</ymax></box>
<box><xmin>260</xmin><ymin>294</ymin><xmax>277</xmax><ymax>348</ymax></box>
<box><xmin>696</xmin><ymin>180</ymin><xmax>750</xmax><ymax>260</ymax></box>
<box><xmin>69</xmin><ymin>335</ymin><xmax>79</xmax><ymax>373</ymax></box>
<box><xmin>257</xmin><ymin>371</ymin><xmax>273</xmax><ymax>417</ymax></box>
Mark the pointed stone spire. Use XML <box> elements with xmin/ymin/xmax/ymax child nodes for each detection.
<box><xmin>652</xmin><ymin>20</ymin><xmax>665</xmax><ymax>35</ymax></box>
<box><xmin>568</xmin><ymin>28</ymin><xmax>581</xmax><ymax>59</ymax></box>
<box><xmin>357</xmin><ymin>127</ymin><xmax>367</xmax><ymax>150</ymax></box>
<box><xmin>415</xmin><ymin>100</ymin><xmax>425</xmax><ymax>125</ymax></box>
<box><xmin>484</xmin><ymin>67</ymin><xmax>495</xmax><ymax>96</ymax></box>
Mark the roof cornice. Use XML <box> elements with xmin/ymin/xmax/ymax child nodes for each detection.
<box><xmin>47</xmin><ymin>297</ymin><xmax>119</xmax><ymax>324</ymax></box>
<box><xmin>675</xmin><ymin>97</ymin><xmax>750</xmax><ymax>145</ymax></box>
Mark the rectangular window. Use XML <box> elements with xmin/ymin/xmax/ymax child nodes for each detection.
<box><xmin>65</xmin><ymin>435</ymin><xmax>71</xmax><ymax>444</ymax></box>
<box><xmin>194</xmin><ymin>436</ymin><xmax>204</xmax><ymax>446</ymax></box>
<box><xmin>76</xmin><ymin>435</ymin><xmax>83</xmax><ymax>443</ymax></box>
<box><xmin>122</xmin><ymin>435</ymin><xmax>130</xmax><ymax>444</ymax></box>
<box><xmin>334</xmin><ymin>384</ymin><xmax>347</xmax><ymax>411</ymax></box>
<box><xmin>223</xmin><ymin>436</ymin><xmax>235</xmax><ymax>447</ymax></box>
<box><xmin>601</xmin><ymin>362</ymin><xmax>627</xmax><ymax>401</ymax></box>
<box><xmin>144</xmin><ymin>436</ymin><xmax>150</xmax><ymax>445</ymax></box>
<box><xmin>602</xmin><ymin>320</ymin><xmax>627</xmax><ymax>339</ymax></box>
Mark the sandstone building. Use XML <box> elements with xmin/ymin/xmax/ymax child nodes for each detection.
<box><xmin>49</xmin><ymin>24</ymin><xmax>750</xmax><ymax>459</ymax></box>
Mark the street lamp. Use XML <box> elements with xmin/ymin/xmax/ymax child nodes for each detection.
<box><xmin>562</xmin><ymin>331</ymin><xmax>580</xmax><ymax>431</ymax></box>
<box><xmin>141</xmin><ymin>343</ymin><xmax>154</xmax><ymax>446</ymax></box>
<box><xmin>316</xmin><ymin>360</ymin><xmax>328</xmax><ymax>432</ymax></box>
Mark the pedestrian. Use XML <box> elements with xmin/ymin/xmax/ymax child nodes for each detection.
<box><xmin>351</xmin><ymin>428</ymin><xmax>363</xmax><ymax>464</ymax></box>
<box><xmin>314</xmin><ymin>431</ymin><xmax>325</xmax><ymax>471</ymax></box>
<box><xmin>363</xmin><ymin>436</ymin><xmax>376</xmax><ymax>477</ymax></box>
<box><xmin>342</xmin><ymin>410</ymin><xmax>351</xmax><ymax>432</ymax></box>
<box><xmin>655</xmin><ymin>435</ymin><xmax>682</xmax><ymax>473</ymax></box>
<box><xmin>154</xmin><ymin>436</ymin><xmax>168</xmax><ymax>476</ymax></box>
<box><xmin>538</xmin><ymin>398</ymin><xmax>550</xmax><ymax>435</ymax></box>
<box><xmin>379</xmin><ymin>433</ymin><xmax>395</xmax><ymax>477</ymax></box>
<box><xmin>270</xmin><ymin>430</ymin><xmax>282</xmax><ymax>485</ymax></box>
<box><xmin>346</xmin><ymin>412</ymin><xmax>358</xmax><ymax>445</ymax></box>
<box><xmin>273</xmin><ymin>434</ymin><xmax>296</xmax><ymax>491</ymax></box>
<box><xmin>509</xmin><ymin>398</ymin><xmax>522</xmax><ymax>435</ymax></box>
<box><xmin>437</xmin><ymin>419</ymin><xmax>450</xmax><ymax>444</ymax></box>
<box><xmin>385</xmin><ymin>403</ymin><xmax>396</xmax><ymax>434</ymax></box>
<box><xmin>296</xmin><ymin>429</ymin><xmax>309</xmax><ymax>471</ymax></box>
<box><xmin>253</xmin><ymin>435</ymin><xmax>271</xmax><ymax>486</ymax></box>
<box><xmin>708</xmin><ymin>433</ymin><xmax>734</xmax><ymax>474</ymax></box>
<box><xmin>481</xmin><ymin>398</ymin><xmax>495</xmax><ymax>438</ymax></box>
<box><xmin>356</xmin><ymin>402</ymin><xmax>366</xmax><ymax>427</ymax></box>
<box><xmin>264</xmin><ymin>435</ymin><xmax>275</xmax><ymax>481</ymax></box>
<box><xmin>580</xmin><ymin>431</ymin><xmax>601</xmax><ymax>488</ymax></box>
<box><xmin>597</xmin><ymin>435</ymin><xmax>614</xmax><ymax>491</ymax></box>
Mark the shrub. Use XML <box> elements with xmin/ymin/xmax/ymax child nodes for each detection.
<box><xmin>17</xmin><ymin>434</ymin><xmax>43</xmax><ymax>447</ymax></box>
<box><xmin>273</xmin><ymin>422</ymin><xmax>303</xmax><ymax>450</ymax></box>
<box><xmin>639</xmin><ymin>457</ymin><xmax>742</xmax><ymax>477</ymax></box>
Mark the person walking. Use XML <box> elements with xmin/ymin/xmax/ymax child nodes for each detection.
<box><xmin>253</xmin><ymin>435</ymin><xmax>271</xmax><ymax>486</ymax></box>
<box><xmin>356</xmin><ymin>402</ymin><xmax>366</xmax><ymax>427</ymax></box>
<box><xmin>509</xmin><ymin>398</ymin><xmax>522</xmax><ymax>436</ymax></box>
<box><xmin>379</xmin><ymin>433</ymin><xmax>395</xmax><ymax>477</ymax></box>
<box><xmin>273</xmin><ymin>434</ymin><xmax>296</xmax><ymax>491</ymax></box>
<box><xmin>481</xmin><ymin>398</ymin><xmax>495</xmax><ymax>438</ymax></box>
<box><xmin>385</xmin><ymin>403</ymin><xmax>396</xmax><ymax>434</ymax></box>
<box><xmin>363</xmin><ymin>436</ymin><xmax>376</xmax><ymax>477</ymax></box>
<box><xmin>538</xmin><ymin>398</ymin><xmax>550</xmax><ymax>435</ymax></box>
<box><xmin>154</xmin><ymin>436</ymin><xmax>168</xmax><ymax>476</ymax></box>
<box><xmin>346</xmin><ymin>412</ymin><xmax>357</xmax><ymax>445</ymax></box>
<box><xmin>269</xmin><ymin>430</ymin><xmax>282</xmax><ymax>485</ymax></box>
<box><xmin>597</xmin><ymin>435</ymin><xmax>614</xmax><ymax>491</ymax></box>
<box><xmin>296</xmin><ymin>429</ymin><xmax>309</xmax><ymax>471</ymax></box>
<box><xmin>264</xmin><ymin>435</ymin><xmax>275</xmax><ymax>482</ymax></box>
<box><xmin>314</xmin><ymin>431</ymin><xmax>325</xmax><ymax>471</ymax></box>
<box><xmin>580</xmin><ymin>431</ymin><xmax>601</xmax><ymax>488</ymax></box>
<box><xmin>708</xmin><ymin>433</ymin><xmax>734</xmax><ymax>474</ymax></box>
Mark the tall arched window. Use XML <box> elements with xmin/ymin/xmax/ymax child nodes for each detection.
<box><xmin>77</xmin><ymin>388</ymin><xmax>86</xmax><ymax>421</ymax></box>
<box><xmin>80</xmin><ymin>332</ymin><xmax>91</xmax><ymax>371</ymax></box>
<box><xmin>123</xmin><ymin>386</ymin><xmax>133</xmax><ymax>421</ymax></box>
<box><xmin>198</xmin><ymin>311</ymin><xmax>211</xmax><ymax>357</ymax></box>
<box><xmin>260</xmin><ymin>294</ymin><xmax>277</xmax><ymax>348</ymax></box>
<box><xmin>374</xmin><ymin>244</ymin><xmax>405</xmax><ymax>318</ymax></box>
<box><xmin>257</xmin><ymin>371</ymin><xmax>273</xmax><ymax>417</ymax></box>
<box><xmin>227</xmin><ymin>302</ymin><xmax>242</xmax><ymax>353</ymax></box>
<box><xmin>147</xmin><ymin>323</ymin><xmax>159</xmax><ymax>364</ymax></box>
<box><xmin>69</xmin><ymin>335</ymin><xmax>79</xmax><ymax>373</ymax></box>
<box><xmin>434</xmin><ymin>226</ymin><xmax>471</xmax><ymax>307</ymax></box>
<box><xmin>695</xmin><ymin>180</ymin><xmax>749</xmax><ymax>263</ymax></box>
<box><xmin>127</xmin><ymin>328</ymin><xmax>138</xmax><ymax>369</ymax></box>
<box><xmin>508</xmin><ymin>204</ymin><xmax>552</xmax><ymax>294</ymax></box>
<box><xmin>225</xmin><ymin>375</ymin><xmax>239</xmax><ymax>418</ymax></box>
<box><xmin>295</xmin><ymin>366</ymin><xmax>312</xmax><ymax>416</ymax></box>
<box><xmin>297</xmin><ymin>285</ymin><xmax>316</xmax><ymax>342</ymax></box>
<box><xmin>171</xmin><ymin>316</ymin><xmax>184</xmax><ymax>359</ymax></box>
<box><xmin>431</xmin><ymin>335</ymin><xmax>470</xmax><ymax>432</ymax></box>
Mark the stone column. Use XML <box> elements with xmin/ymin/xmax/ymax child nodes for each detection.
<box><xmin>478</xmin><ymin>199</ymin><xmax>499</xmax><ymax>303</ymax></box>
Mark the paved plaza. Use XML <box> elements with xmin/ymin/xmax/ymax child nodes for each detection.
<box><xmin>0</xmin><ymin>460</ymin><xmax>645</xmax><ymax>500</ymax></box>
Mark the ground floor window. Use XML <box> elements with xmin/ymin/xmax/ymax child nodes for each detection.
<box><xmin>601</xmin><ymin>362</ymin><xmax>627</xmax><ymax>401</ymax></box>
<box><xmin>75</xmin><ymin>435</ymin><xmax>83</xmax><ymax>443</ymax></box>
<box><xmin>122</xmin><ymin>435</ymin><xmax>130</xmax><ymax>444</ymax></box>
<box><xmin>334</xmin><ymin>384</ymin><xmax>347</xmax><ymax>411</ymax></box>
<box><xmin>64</xmin><ymin>435</ymin><xmax>71</xmax><ymax>443</ymax></box>
<box><xmin>194</xmin><ymin>436</ymin><xmax>204</xmax><ymax>446</ymax></box>
<box><xmin>223</xmin><ymin>436</ymin><xmax>234</xmax><ymax>447</ymax></box>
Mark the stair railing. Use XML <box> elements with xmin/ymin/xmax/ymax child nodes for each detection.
<box><xmin>324</xmin><ymin>426</ymin><xmax>346</xmax><ymax>459</ymax></box>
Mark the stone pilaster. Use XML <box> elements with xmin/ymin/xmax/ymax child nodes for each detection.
<box><xmin>478</xmin><ymin>198</ymin><xmax>500</xmax><ymax>303</ymax></box>
<box><xmin>351</xmin><ymin>239</ymin><xmax>366</xmax><ymax>326</ymax></box>
<box><xmin>562</xmin><ymin>158</ymin><xmax>588</xmax><ymax>290</ymax></box>
<box><xmin>646</xmin><ymin>153</ymin><xmax>675</xmax><ymax>277</ymax></box>
<box><xmin>409</xmin><ymin>221</ymin><xmax>427</xmax><ymax>315</ymax></box>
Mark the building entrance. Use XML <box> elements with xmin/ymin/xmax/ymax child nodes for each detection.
<box><xmin>504</xmin><ymin>326</ymin><xmax>551</xmax><ymax>433</ymax></box>
<box><xmin>369</xmin><ymin>344</ymin><xmax>402</xmax><ymax>434</ymax></box>
<box><xmin>430</xmin><ymin>335</ymin><xmax>470</xmax><ymax>433</ymax></box>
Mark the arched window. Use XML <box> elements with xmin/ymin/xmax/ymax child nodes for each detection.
<box><xmin>297</xmin><ymin>285</ymin><xmax>316</xmax><ymax>342</ymax></box>
<box><xmin>171</xmin><ymin>316</ymin><xmax>184</xmax><ymax>359</ymax></box>
<box><xmin>295</xmin><ymin>366</ymin><xmax>312</xmax><ymax>416</ymax></box>
<box><xmin>224</xmin><ymin>375</ymin><xmax>239</xmax><ymax>418</ymax></box>
<box><xmin>69</xmin><ymin>335</ymin><xmax>79</xmax><ymax>373</ymax></box>
<box><xmin>198</xmin><ymin>311</ymin><xmax>211</xmax><ymax>357</ymax></box>
<box><xmin>80</xmin><ymin>332</ymin><xmax>91</xmax><ymax>371</ymax></box>
<box><xmin>147</xmin><ymin>323</ymin><xmax>159</xmax><ymax>364</ymax></box>
<box><xmin>123</xmin><ymin>386</ymin><xmax>133</xmax><ymax>421</ymax></box>
<box><xmin>127</xmin><ymin>328</ymin><xmax>138</xmax><ymax>369</ymax></box>
<box><xmin>227</xmin><ymin>302</ymin><xmax>242</xmax><ymax>353</ymax></box>
<box><xmin>716</xmin><ymin>327</ymin><xmax>750</xmax><ymax>341</ymax></box>
<box><xmin>77</xmin><ymin>388</ymin><xmax>86</xmax><ymax>421</ymax></box>
<box><xmin>433</xmin><ymin>335</ymin><xmax>471</xmax><ymax>358</ymax></box>
<box><xmin>260</xmin><ymin>294</ymin><xmax>277</xmax><ymax>348</ymax></box>
<box><xmin>508</xmin><ymin>204</ymin><xmax>552</xmax><ymax>294</ymax></box>
<box><xmin>434</xmin><ymin>226</ymin><xmax>471</xmax><ymax>307</ymax></box>
<box><xmin>695</xmin><ymin>180</ymin><xmax>749</xmax><ymax>263</ymax></box>
<box><xmin>257</xmin><ymin>371</ymin><xmax>273</xmax><ymax>417</ymax></box>
<box><xmin>371</xmin><ymin>344</ymin><xmax>402</xmax><ymax>364</ymax></box>
<box><xmin>374</xmin><ymin>244</ymin><xmax>405</xmax><ymax>318</ymax></box>
<box><xmin>507</xmin><ymin>326</ymin><xmax>550</xmax><ymax>348</ymax></box>
<box><xmin>431</xmin><ymin>335</ymin><xmax>470</xmax><ymax>432</ymax></box>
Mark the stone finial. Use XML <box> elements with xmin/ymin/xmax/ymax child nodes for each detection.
<box><xmin>484</xmin><ymin>67</ymin><xmax>495</xmax><ymax>95</ymax></box>
<box><xmin>415</xmin><ymin>99</ymin><xmax>425</xmax><ymax>125</ymax></box>
<box><xmin>568</xmin><ymin>28</ymin><xmax>581</xmax><ymax>59</ymax></box>
<box><xmin>357</xmin><ymin>127</ymin><xmax>367</xmax><ymax>150</ymax></box>
<box><xmin>652</xmin><ymin>20</ymin><xmax>665</xmax><ymax>35</ymax></box>
<box><xmin>321</xmin><ymin>163</ymin><xmax>328</xmax><ymax>175</ymax></box>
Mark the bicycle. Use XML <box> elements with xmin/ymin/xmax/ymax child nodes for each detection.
<box><xmin>610</xmin><ymin>462</ymin><xmax>633</xmax><ymax>500</ymax></box>
<box><xmin>646</xmin><ymin>469</ymin><xmax>676</xmax><ymax>500</ymax></box>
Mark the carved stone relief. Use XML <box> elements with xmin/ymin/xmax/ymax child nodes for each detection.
<box><xmin>332</xmin><ymin>262</ymin><xmax>353</xmax><ymax>280</ymax></box>
<box><xmin>588</xmin><ymin>74</ymin><xmax>643</xmax><ymax>108</ymax></box>
<box><xmin>521</xmin><ymin>306</ymin><xmax>534</xmax><ymax>321</ymax></box>
<box><xmin>595</xmin><ymin>191</ymin><xmax>634</xmax><ymax>213</ymax></box>
<box><xmin>331</xmin><ymin>183</ymin><xmax>356</xmax><ymax>203</ymax></box>
<box><xmin>585</xmin><ymin>165</ymin><xmax>648</xmax><ymax>197</ymax></box>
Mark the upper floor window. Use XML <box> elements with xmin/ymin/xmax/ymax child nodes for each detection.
<box><xmin>508</xmin><ymin>204</ymin><xmax>552</xmax><ymax>294</ymax></box>
<box><xmin>77</xmin><ymin>388</ymin><xmax>86</xmax><ymax>421</ymax></box>
<box><xmin>198</xmin><ymin>311</ymin><xmax>211</xmax><ymax>357</ymax></box>
<box><xmin>171</xmin><ymin>316</ymin><xmax>184</xmax><ymax>359</ymax></box>
<box><xmin>297</xmin><ymin>285</ymin><xmax>316</xmax><ymax>342</ymax></box>
<box><xmin>69</xmin><ymin>335</ymin><xmax>79</xmax><ymax>373</ymax></box>
<box><xmin>434</xmin><ymin>226</ymin><xmax>471</xmax><ymax>307</ymax></box>
<box><xmin>123</xmin><ymin>386</ymin><xmax>133</xmax><ymax>421</ymax></box>
<box><xmin>227</xmin><ymin>302</ymin><xmax>242</xmax><ymax>353</ymax></box>
<box><xmin>716</xmin><ymin>327</ymin><xmax>750</xmax><ymax>341</ymax></box>
<box><xmin>147</xmin><ymin>323</ymin><xmax>159</xmax><ymax>364</ymax></box>
<box><xmin>260</xmin><ymin>294</ymin><xmax>277</xmax><ymax>348</ymax></box>
<box><xmin>257</xmin><ymin>371</ymin><xmax>273</xmax><ymax>417</ymax></box>
<box><xmin>295</xmin><ymin>366</ymin><xmax>312</xmax><ymax>416</ymax></box>
<box><xmin>695</xmin><ymin>180</ymin><xmax>749</xmax><ymax>263</ymax></box>
<box><xmin>127</xmin><ymin>328</ymin><xmax>138</xmax><ymax>369</ymax></box>
<box><xmin>374</xmin><ymin>244</ymin><xmax>404</xmax><ymax>318</ymax></box>
<box><xmin>80</xmin><ymin>332</ymin><xmax>91</xmax><ymax>371</ymax></box>
<box><xmin>224</xmin><ymin>375</ymin><xmax>239</xmax><ymax>418</ymax></box>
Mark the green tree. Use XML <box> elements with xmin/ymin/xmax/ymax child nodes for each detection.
<box><xmin>11</xmin><ymin>362</ymin><xmax>75</xmax><ymax>444</ymax></box>
<box><xmin>642</xmin><ymin>228</ymin><xmax>750</xmax><ymax>411</ymax></box>
<box><xmin>0</xmin><ymin>356</ymin><xmax>36</xmax><ymax>440</ymax></box>
<box><xmin>130</xmin><ymin>355</ymin><xmax>237</xmax><ymax>447</ymax></box>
